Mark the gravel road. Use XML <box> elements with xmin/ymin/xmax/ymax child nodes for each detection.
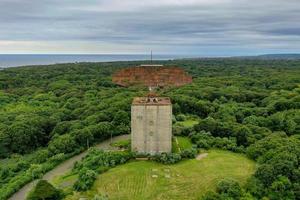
<box><xmin>8</xmin><ymin>134</ymin><xmax>130</xmax><ymax>200</ymax></box>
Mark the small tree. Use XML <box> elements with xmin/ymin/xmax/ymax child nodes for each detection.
<box><xmin>216</xmin><ymin>179</ymin><xmax>243</xmax><ymax>199</ymax></box>
<box><xmin>73</xmin><ymin>168</ymin><xmax>97</xmax><ymax>191</ymax></box>
<box><xmin>26</xmin><ymin>180</ymin><xmax>62</xmax><ymax>200</ymax></box>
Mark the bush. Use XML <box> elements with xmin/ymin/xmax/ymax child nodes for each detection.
<box><xmin>180</xmin><ymin>148</ymin><xmax>198</xmax><ymax>159</ymax></box>
<box><xmin>73</xmin><ymin>149</ymin><xmax>133</xmax><ymax>172</ymax></box>
<box><xmin>202</xmin><ymin>179</ymin><xmax>246</xmax><ymax>199</ymax></box>
<box><xmin>26</xmin><ymin>180</ymin><xmax>62</xmax><ymax>200</ymax></box>
<box><xmin>48</xmin><ymin>134</ymin><xmax>78</xmax><ymax>154</ymax></box>
<box><xmin>72</xmin><ymin>149</ymin><xmax>134</xmax><ymax>191</ymax></box>
<box><xmin>216</xmin><ymin>179</ymin><xmax>243</xmax><ymax>199</ymax></box>
<box><xmin>27</xmin><ymin>164</ymin><xmax>44</xmax><ymax>179</ymax></box>
<box><xmin>73</xmin><ymin>168</ymin><xmax>97</xmax><ymax>191</ymax></box>
<box><xmin>110</xmin><ymin>139</ymin><xmax>130</xmax><ymax>149</ymax></box>
<box><xmin>153</xmin><ymin>153</ymin><xmax>182</xmax><ymax>164</ymax></box>
<box><xmin>176</xmin><ymin>114</ymin><xmax>186</xmax><ymax>121</ymax></box>
<box><xmin>190</xmin><ymin>131</ymin><xmax>241</xmax><ymax>152</ymax></box>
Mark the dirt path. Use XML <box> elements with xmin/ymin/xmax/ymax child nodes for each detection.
<box><xmin>196</xmin><ymin>153</ymin><xmax>208</xmax><ymax>160</ymax></box>
<box><xmin>8</xmin><ymin>134</ymin><xmax>130</xmax><ymax>200</ymax></box>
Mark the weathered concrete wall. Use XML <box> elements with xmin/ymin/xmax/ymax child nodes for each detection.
<box><xmin>131</xmin><ymin>104</ymin><xmax>172</xmax><ymax>154</ymax></box>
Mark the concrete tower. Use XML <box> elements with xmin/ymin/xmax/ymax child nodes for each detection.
<box><xmin>131</xmin><ymin>96</ymin><xmax>172</xmax><ymax>154</ymax></box>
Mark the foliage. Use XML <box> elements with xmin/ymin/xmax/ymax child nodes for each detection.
<box><xmin>245</xmin><ymin>134</ymin><xmax>300</xmax><ymax>199</ymax></box>
<box><xmin>180</xmin><ymin>148</ymin><xmax>198</xmax><ymax>159</ymax></box>
<box><xmin>153</xmin><ymin>152</ymin><xmax>182</xmax><ymax>164</ymax></box>
<box><xmin>172</xmin><ymin>136</ymin><xmax>193</xmax><ymax>153</ymax></box>
<box><xmin>110</xmin><ymin>139</ymin><xmax>131</xmax><ymax>150</ymax></box>
<box><xmin>72</xmin><ymin>148</ymin><xmax>133</xmax><ymax>191</ymax></box>
<box><xmin>202</xmin><ymin>179</ymin><xmax>246</xmax><ymax>200</ymax></box>
<box><xmin>0</xmin><ymin>59</ymin><xmax>299</xmax><ymax>199</ymax></box>
<box><xmin>73</xmin><ymin>168</ymin><xmax>97</xmax><ymax>191</ymax></box>
<box><xmin>26</xmin><ymin>180</ymin><xmax>62</xmax><ymax>200</ymax></box>
<box><xmin>190</xmin><ymin>131</ymin><xmax>243</xmax><ymax>152</ymax></box>
<box><xmin>92</xmin><ymin>194</ymin><xmax>109</xmax><ymax>200</ymax></box>
<box><xmin>66</xmin><ymin>150</ymin><xmax>255</xmax><ymax>200</ymax></box>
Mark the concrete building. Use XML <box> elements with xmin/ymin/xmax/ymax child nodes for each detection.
<box><xmin>131</xmin><ymin>96</ymin><xmax>172</xmax><ymax>154</ymax></box>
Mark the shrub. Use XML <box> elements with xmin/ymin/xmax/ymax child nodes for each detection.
<box><xmin>72</xmin><ymin>149</ymin><xmax>134</xmax><ymax>191</ymax></box>
<box><xmin>110</xmin><ymin>139</ymin><xmax>130</xmax><ymax>149</ymax></box>
<box><xmin>27</xmin><ymin>164</ymin><xmax>44</xmax><ymax>179</ymax></box>
<box><xmin>48</xmin><ymin>134</ymin><xmax>78</xmax><ymax>154</ymax></box>
<box><xmin>176</xmin><ymin>114</ymin><xmax>186</xmax><ymax>121</ymax></box>
<box><xmin>191</xmin><ymin>131</ymin><xmax>240</xmax><ymax>152</ymax></box>
<box><xmin>73</xmin><ymin>168</ymin><xmax>97</xmax><ymax>191</ymax></box>
<box><xmin>92</xmin><ymin>194</ymin><xmax>109</xmax><ymax>200</ymax></box>
<box><xmin>26</xmin><ymin>180</ymin><xmax>62</xmax><ymax>200</ymax></box>
<box><xmin>153</xmin><ymin>153</ymin><xmax>182</xmax><ymax>164</ymax></box>
<box><xmin>180</xmin><ymin>148</ymin><xmax>198</xmax><ymax>159</ymax></box>
<box><xmin>202</xmin><ymin>179</ymin><xmax>246</xmax><ymax>199</ymax></box>
<box><xmin>73</xmin><ymin>149</ymin><xmax>133</xmax><ymax>172</ymax></box>
<box><xmin>216</xmin><ymin>179</ymin><xmax>243</xmax><ymax>199</ymax></box>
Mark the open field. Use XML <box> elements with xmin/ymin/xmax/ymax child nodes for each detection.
<box><xmin>65</xmin><ymin>150</ymin><xmax>255</xmax><ymax>200</ymax></box>
<box><xmin>175</xmin><ymin>119</ymin><xmax>199</xmax><ymax>127</ymax></box>
<box><xmin>172</xmin><ymin>136</ymin><xmax>193</xmax><ymax>153</ymax></box>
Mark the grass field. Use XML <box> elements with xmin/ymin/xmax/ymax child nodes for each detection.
<box><xmin>176</xmin><ymin>119</ymin><xmax>198</xmax><ymax>127</ymax></box>
<box><xmin>65</xmin><ymin>150</ymin><xmax>255</xmax><ymax>200</ymax></box>
<box><xmin>172</xmin><ymin>136</ymin><xmax>193</xmax><ymax>153</ymax></box>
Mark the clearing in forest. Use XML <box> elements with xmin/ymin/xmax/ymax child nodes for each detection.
<box><xmin>65</xmin><ymin>150</ymin><xmax>255</xmax><ymax>200</ymax></box>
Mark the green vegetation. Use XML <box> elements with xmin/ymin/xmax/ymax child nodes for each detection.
<box><xmin>172</xmin><ymin>136</ymin><xmax>193</xmax><ymax>153</ymax></box>
<box><xmin>64</xmin><ymin>150</ymin><xmax>255</xmax><ymax>200</ymax></box>
<box><xmin>0</xmin><ymin>59</ymin><xmax>299</xmax><ymax>199</ymax></box>
<box><xmin>72</xmin><ymin>148</ymin><xmax>133</xmax><ymax>191</ymax></box>
<box><xmin>176</xmin><ymin>137</ymin><xmax>193</xmax><ymax>150</ymax></box>
<box><xmin>177</xmin><ymin>119</ymin><xmax>198</xmax><ymax>127</ymax></box>
<box><xmin>110</xmin><ymin>139</ymin><xmax>130</xmax><ymax>150</ymax></box>
<box><xmin>27</xmin><ymin>180</ymin><xmax>62</xmax><ymax>200</ymax></box>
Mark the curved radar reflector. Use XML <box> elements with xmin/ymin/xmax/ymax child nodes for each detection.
<box><xmin>112</xmin><ymin>64</ymin><xmax>192</xmax><ymax>87</ymax></box>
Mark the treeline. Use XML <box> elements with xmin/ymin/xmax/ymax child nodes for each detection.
<box><xmin>0</xmin><ymin>62</ymin><xmax>142</xmax><ymax>199</ymax></box>
<box><xmin>0</xmin><ymin>59</ymin><xmax>299</xmax><ymax>199</ymax></box>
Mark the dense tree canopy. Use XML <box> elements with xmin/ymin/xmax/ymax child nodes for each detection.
<box><xmin>0</xmin><ymin>59</ymin><xmax>299</xmax><ymax>199</ymax></box>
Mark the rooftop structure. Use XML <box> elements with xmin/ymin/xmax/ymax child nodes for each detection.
<box><xmin>112</xmin><ymin>64</ymin><xmax>192</xmax><ymax>87</ymax></box>
<box><xmin>132</xmin><ymin>96</ymin><xmax>171</xmax><ymax>105</ymax></box>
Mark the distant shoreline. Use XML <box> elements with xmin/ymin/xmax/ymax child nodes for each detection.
<box><xmin>0</xmin><ymin>54</ymin><xmax>197</xmax><ymax>68</ymax></box>
<box><xmin>1</xmin><ymin>53</ymin><xmax>300</xmax><ymax>68</ymax></box>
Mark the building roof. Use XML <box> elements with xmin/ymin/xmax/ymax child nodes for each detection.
<box><xmin>132</xmin><ymin>97</ymin><xmax>171</xmax><ymax>105</ymax></box>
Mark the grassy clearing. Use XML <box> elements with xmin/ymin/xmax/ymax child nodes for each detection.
<box><xmin>176</xmin><ymin>119</ymin><xmax>198</xmax><ymax>128</ymax></box>
<box><xmin>110</xmin><ymin>139</ymin><xmax>131</xmax><ymax>149</ymax></box>
<box><xmin>177</xmin><ymin>137</ymin><xmax>193</xmax><ymax>150</ymax></box>
<box><xmin>172</xmin><ymin>137</ymin><xmax>193</xmax><ymax>153</ymax></box>
<box><xmin>65</xmin><ymin>150</ymin><xmax>255</xmax><ymax>200</ymax></box>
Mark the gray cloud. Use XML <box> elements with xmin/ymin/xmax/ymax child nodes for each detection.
<box><xmin>0</xmin><ymin>0</ymin><xmax>299</xmax><ymax>55</ymax></box>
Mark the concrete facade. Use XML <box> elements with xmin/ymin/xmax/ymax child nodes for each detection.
<box><xmin>131</xmin><ymin>97</ymin><xmax>172</xmax><ymax>154</ymax></box>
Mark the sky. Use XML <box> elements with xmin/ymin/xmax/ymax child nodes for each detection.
<box><xmin>0</xmin><ymin>0</ymin><xmax>300</xmax><ymax>56</ymax></box>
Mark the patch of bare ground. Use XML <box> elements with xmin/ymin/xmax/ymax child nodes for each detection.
<box><xmin>196</xmin><ymin>153</ymin><xmax>208</xmax><ymax>160</ymax></box>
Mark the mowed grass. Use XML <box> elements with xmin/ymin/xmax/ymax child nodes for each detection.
<box><xmin>172</xmin><ymin>136</ymin><xmax>193</xmax><ymax>153</ymax></box>
<box><xmin>176</xmin><ymin>119</ymin><xmax>198</xmax><ymax>127</ymax></box>
<box><xmin>66</xmin><ymin>150</ymin><xmax>255</xmax><ymax>200</ymax></box>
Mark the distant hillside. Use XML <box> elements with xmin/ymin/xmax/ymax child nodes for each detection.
<box><xmin>237</xmin><ymin>54</ymin><xmax>300</xmax><ymax>60</ymax></box>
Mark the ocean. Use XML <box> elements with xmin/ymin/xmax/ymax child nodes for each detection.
<box><xmin>0</xmin><ymin>54</ymin><xmax>194</xmax><ymax>68</ymax></box>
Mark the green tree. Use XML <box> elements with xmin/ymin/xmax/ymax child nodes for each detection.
<box><xmin>27</xmin><ymin>180</ymin><xmax>62</xmax><ymax>200</ymax></box>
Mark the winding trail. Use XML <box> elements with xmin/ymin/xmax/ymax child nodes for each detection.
<box><xmin>8</xmin><ymin>134</ymin><xmax>130</xmax><ymax>200</ymax></box>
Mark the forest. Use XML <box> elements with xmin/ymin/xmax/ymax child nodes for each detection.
<box><xmin>0</xmin><ymin>58</ymin><xmax>299</xmax><ymax>200</ymax></box>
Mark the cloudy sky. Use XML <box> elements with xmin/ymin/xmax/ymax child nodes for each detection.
<box><xmin>0</xmin><ymin>0</ymin><xmax>300</xmax><ymax>56</ymax></box>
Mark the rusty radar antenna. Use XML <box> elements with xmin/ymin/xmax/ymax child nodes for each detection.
<box><xmin>112</xmin><ymin>64</ymin><xmax>192</xmax><ymax>88</ymax></box>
